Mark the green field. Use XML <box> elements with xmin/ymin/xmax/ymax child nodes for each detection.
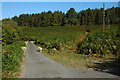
<box><xmin>22</xmin><ymin>26</ymin><xmax>85</xmax><ymax>42</ymax></box>
<box><xmin>22</xmin><ymin>25</ymin><xmax>119</xmax><ymax>48</ymax></box>
<box><xmin>22</xmin><ymin>25</ymin><xmax>119</xmax><ymax>40</ymax></box>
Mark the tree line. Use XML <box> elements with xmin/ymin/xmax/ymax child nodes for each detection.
<box><xmin>11</xmin><ymin>7</ymin><xmax>120</xmax><ymax>27</ymax></box>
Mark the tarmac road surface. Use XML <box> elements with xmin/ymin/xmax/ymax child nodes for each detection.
<box><xmin>21</xmin><ymin>42</ymin><xmax>118</xmax><ymax>78</ymax></box>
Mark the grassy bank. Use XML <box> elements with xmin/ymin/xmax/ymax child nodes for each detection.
<box><xmin>2</xmin><ymin>41</ymin><xmax>25</xmax><ymax>78</ymax></box>
<box><xmin>42</xmin><ymin>49</ymin><xmax>118</xmax><ymax>69</ymax></box>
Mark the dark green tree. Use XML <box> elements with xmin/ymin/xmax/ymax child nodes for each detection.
<box><xmin>66</xmin><ymin>8</ymin><xmax>78</xmax><ymax>26</ymax></box>
<box><xmin>11</xmin><ymin>7</ymin><xmax>120</xmax><ymax>27</ymax></box>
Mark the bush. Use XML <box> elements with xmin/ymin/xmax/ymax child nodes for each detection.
<box><xmin>2</xmin><ymin>41</ymin><xmax>25</xmax><ymax>78</ymax></box>
<box><xmin>77</xmin><ymin>30</ymin><xmax>120</xmax><ymax>55</ymax></box>
<box><xmin>2</xmin><ymin>23</ymin><xmax>19</xmax><ymax>45</ymax></box>
<box><xmin>35</xmin><ymin>40</ymin><xmax>63</xmax><ymax>51</ymax></box>
<box><xmin>2</xmin><ymin>21</ymin><xmax>23</xmax><ymax>45</ymax></box>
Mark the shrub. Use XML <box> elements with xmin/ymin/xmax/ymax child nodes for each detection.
<box><xmin>2</xmin><ymin>21</ymin><xmax>23</xmax><ymax>44</ymax></box>
<box><xmin>2</xmin><ymin>41</ymin><xmax>25</xmax><ymax>78</ymax></box>
<box><xmin>35</xmin><ymin>39</ymin><xmax>63</xmax><ymax>51</ymax></box>
<box><xmin>2</xmin><ymin>23</ymin><xmax>19</xmax><ymax>45</ymax></box>
<box><xmin>77</xmin><ymin>30</ymin><xmax>120</xmax><ymax>55</ymax></box>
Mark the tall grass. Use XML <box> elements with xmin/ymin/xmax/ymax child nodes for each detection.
<box><xmin>2</xmin><ymin>41</ymin><xmax>25</xmax><ymax>78</ymax></box>
<box><xmin>22</xmin><ymin>26</ymin><xmax>85</xmax><ymax>45</ymax></box>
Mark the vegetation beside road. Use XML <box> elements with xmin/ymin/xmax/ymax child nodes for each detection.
<box><xmin>2</xmin><ymin>20</ymin><xmax>25</xmax><ymax>78</ymax></box>
<box><xmin>2</xmin><ymin>41</ymin><xmax>25</xmax><ymax>78</ymax></box>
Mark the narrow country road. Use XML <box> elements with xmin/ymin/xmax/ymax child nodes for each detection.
<box><xmin>21</xmin><ymin>42</ymin><xmax>118</xmax><ymax>78</ymax></box>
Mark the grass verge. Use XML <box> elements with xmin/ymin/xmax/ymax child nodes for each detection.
<box><xmin>42</xmin><ymin>49</ymin><xmax>118</xmax><ymax>70</ymax></box>
<box><xmin>2</xmin><ymin>41</ymin><xmax>25</xmax><ymax>78</ymax></box>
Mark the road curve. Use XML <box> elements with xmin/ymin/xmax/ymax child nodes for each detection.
<box><xmin>21</xmin><ymin>42</ymin><xmax>118</xmax><ymax>78</ymax></box>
